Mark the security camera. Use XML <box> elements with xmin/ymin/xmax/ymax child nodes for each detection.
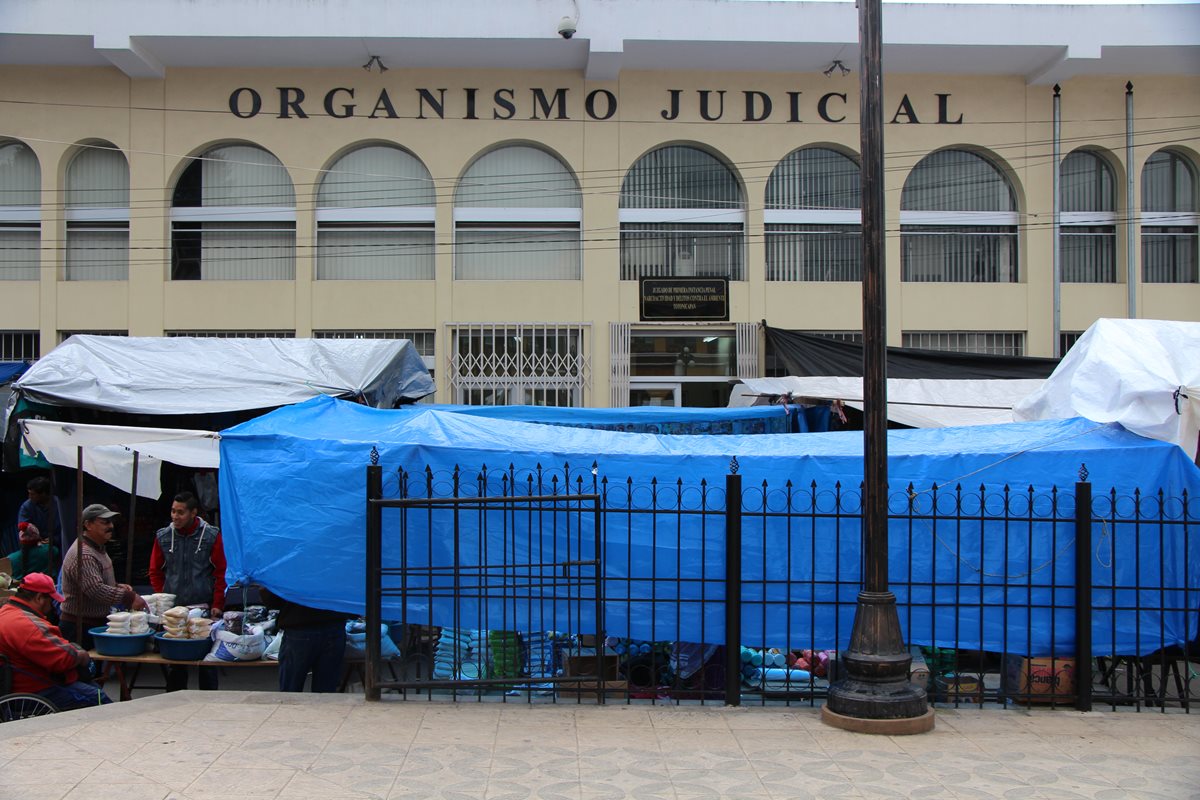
<box><xmin>557</xmin><ymin>16</ymin><xmax>577</xmax><ymax>39</ymax></box>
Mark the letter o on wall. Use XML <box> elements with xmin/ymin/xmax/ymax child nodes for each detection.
<box><xmin>229</xmin><ymin>88</ymin><xmax>263</xmax><ymax>119</ymax></box>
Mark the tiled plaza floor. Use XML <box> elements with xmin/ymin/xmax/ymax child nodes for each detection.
<box><xmin>1</xmin><ymin>691</ymin><xmax>1197</xmax><ymax>799</ymax></box>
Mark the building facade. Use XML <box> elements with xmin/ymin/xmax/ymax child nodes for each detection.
<box><xmin>1</xmin><ymin>0</ymin><xmax>1197</xmax><ymax>406</ymax></box>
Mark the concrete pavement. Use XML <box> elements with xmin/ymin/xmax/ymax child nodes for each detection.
<box><xmin>1</xmin><ymin>691</ymin><xmax>1198</xmax><ymax>799</ymax></box>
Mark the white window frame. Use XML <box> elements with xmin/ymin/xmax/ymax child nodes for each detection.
<box><xmin>453</xmin><ymin>146</ymin><xmax>582</xmax><ymax>281</ymax></box>
<box><xmin>170</xmin><ymin>145</ymin><xmax>296</xmax><ymax>281</ymax></box>
<box><xmin>1139</xmin><ymin>147</ymin><xmax>1198</xmax><ymax>283</ymax></box>
<box><xmin>619</xmin><ymin>145</ymin><xmax>746</xmax><ymax>282</ymax></box>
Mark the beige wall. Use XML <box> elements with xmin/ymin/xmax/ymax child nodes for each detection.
<box><xmin>3</xmin><ymin>66</ymin><xmax>1198</xmax><ymax>403</ymax></box>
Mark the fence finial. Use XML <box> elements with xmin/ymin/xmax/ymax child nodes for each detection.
<box><xmin>1078</xmin><ymin>462</ymin><xmax>1089</xmax><ymax>482</ymax></box>
<box><xmin>729</xmin><ymin>456</ymin><xmax>740</xmax><ymax>474</ymax></box>
<box><xmin>370</xmin><ymin>446</ymin><xmax>379</xmax><ymax>466</ymax></box>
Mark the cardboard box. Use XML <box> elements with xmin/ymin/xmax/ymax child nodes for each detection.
<box><xmin>562</xmin><ymin>647</ymin><xmax>619</xmax><ymax>679</ymax></box>
<box><xmin>556</xmin><ymin>680</ymin><xmax>628</xmax><ymax>702</ymax></box>
<box><xmin>1009</xmin><ymin>657</ymin><xmax>1075</xmax><ymax>704</ymax></box>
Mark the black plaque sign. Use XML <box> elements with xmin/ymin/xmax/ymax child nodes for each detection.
<box><xmin>640</xmin><ymin>277</ymin><xmax>729</xmax><ymax>321</ymax></box>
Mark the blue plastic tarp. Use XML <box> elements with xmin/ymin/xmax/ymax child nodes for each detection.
<box><xmin>411</xmin><ymin>403</ymin><xmax>796</xmax><ymax>434</ymax></box>
<box><xmin>0</xmin><ymin>362</ymin><xmax>27</xmax><ymax>385</ymax></box>
<box><xmin>219</xmin><ymin>396</ymin><xmax>1200</xmax><ymax>656</ymax></box>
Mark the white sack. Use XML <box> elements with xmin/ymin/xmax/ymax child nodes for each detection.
<box><xmin>206</xmin><ymin>626</ymin><xmax>266</xmax><ymax>662</ymax></box>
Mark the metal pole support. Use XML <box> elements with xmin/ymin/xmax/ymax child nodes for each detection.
<box><xmin>1074</xmin><ymin>475</ymin><xmax>1093</xmax><ymax>712</ymax></box>
<box><xmin>366</xmin><ymin>463</ymin><xmax>383</xmax><ymax>701</ymax></box>
<box><xmin>724</xmin><ymin>465</ymin><xmax>742</xmax><ymax>706</ymax></box>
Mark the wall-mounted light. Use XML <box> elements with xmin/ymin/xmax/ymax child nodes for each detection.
<box><xmin>823</xmin><ymin>60</ymin><xmax>850</xmax><ymax>77</ymax></box>
<box><xmin>362</xmin><ymin>55</ymin><xmax>388</xmax><ymax>74</ymax></box>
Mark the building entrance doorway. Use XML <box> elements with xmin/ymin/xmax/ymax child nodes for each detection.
<box><xmin>610</xmin><ymin>323</ymin><xmax>757</xmax><ymax>408</ymax></box>
<box><xmin>627</xmin><ymin>331</ymin><xmax>737</xmax><ymax>408</ymax></box>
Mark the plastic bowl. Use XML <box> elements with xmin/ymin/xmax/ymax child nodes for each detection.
<box><xmin>154</xmin><ymin>632</ymin><xmax>213</xmax><ymax>661</ymax></box>
<box><xmin>89</xmin><ymin>626</ymin><xmax>154</xmax><ymax>657</ymax></box>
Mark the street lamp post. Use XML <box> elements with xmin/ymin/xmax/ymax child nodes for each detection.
<box><xmin>821</xmin><ymin>0</ymin><xmax>933</xmax><ymax>734</ymax></box>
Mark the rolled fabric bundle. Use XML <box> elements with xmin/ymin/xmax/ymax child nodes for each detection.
<box><xmin>750</xmin><ymin>667</ymin><xmax>812</xmax><ymax>684</ymax></box>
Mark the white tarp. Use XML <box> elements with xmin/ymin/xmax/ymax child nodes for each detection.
<box><xmin>8</xmin><ymin>335</ymin><xmax>434</xmax><ymax>415</ymax></box>
<box><xmin>734</xmin><ymin>376</ymin><xmax>1045</xmax><ymax>428</ymax></box>
<box><xmin>19</xmin><ymin>420</ymin><xmax>220</xmax><ymax>498</ymax></box>
<box><xmin>1014</xmin><ymin>318</ymin><xmax>1200</xmax><ymax>460</ymax></box>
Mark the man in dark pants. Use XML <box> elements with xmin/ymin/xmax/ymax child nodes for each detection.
<box><xmin>259</xmin><ymin>587</ymin><xmax>348</xmax><ymax>692</ymax></box>
<box><xmin>60</xmin><ymin>504</ymin><xmax>148</xmax><ymax>649</ymax></box>
<box><xmin>148</xmin><ymin>492</ymin><xmax>225</xmax><ymax>691</ymax></box>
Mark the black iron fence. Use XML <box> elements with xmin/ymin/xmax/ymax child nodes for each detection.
<box><xmin>365</xmin><ymin>460</ymin><xmax>1199</xmax><ymax>711</ymax></box>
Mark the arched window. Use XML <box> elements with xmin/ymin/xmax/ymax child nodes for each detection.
<box><xmin>765</xmin><ymin>147</ymin><xmax>861</xmax><ymax>281</ymax></box>
<box><xmin>453</xmin><ymin>145</ymin><xmax>581</xmax><ymax>280</ymax></box>
<box><xmin>170</xmin><ymin>144</ymin><xmax>295</xmax><ymax>280</ymax></box>
<box><xmin>620</xmin><ymin>145</ymin><xmax>745</xmax><ymax>280</ymax></box>
<box><xmin>1141</xmin><ymin>149</ymin><xmax>1198</xmax><ymax>283</ymax></box>
<box><xmin>316</xmin><ymin>145</ymin><xmax>435</xmax><ymax>280</ymax></box>
<box><xmin>1060</xmin><ymin>150</ymin><xmax>1116</xmax><ymax>283</ymax></box>
<box><xmin>0</xmin><ymin>140</ymin><xmax>40</xmax><ymax>281</ymax></box>
<box><xmin>65</xmin><ymin>145</ymin><xmax>129</xmax><ymax>281</ymax></box>
<box><xmin>901</xmin><ymin>149</ymin><xmax>1018</xmax><ymax>283</ymax></box>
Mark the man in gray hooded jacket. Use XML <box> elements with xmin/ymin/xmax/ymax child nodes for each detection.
<box><xmin>149</xmin><ymin>491</ymin><xmax>226</xmax><ymax>690</ymax></box>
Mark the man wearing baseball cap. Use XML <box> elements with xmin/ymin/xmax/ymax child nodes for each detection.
<box><xmin>0</xmin><ymin>572</ymin><xmax>111</xmax><ymax>710</ymax></box>
<box><xmin>60</xmin><ymin>503</ymin><xmax>148</xmax><ymax>649</ymax></box>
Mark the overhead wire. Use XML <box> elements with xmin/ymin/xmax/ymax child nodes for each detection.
<box><xmin>0</xmin><ymin>107</ymin><xmax>1195</xmax><ymax>274</ymax></box>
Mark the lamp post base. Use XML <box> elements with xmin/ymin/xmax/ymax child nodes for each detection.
<box><xmin>823</xmin><ymin>591</ymin><xmax>931</xmax><ymax>729</ymax></box>
<box><xmin>821</xmin><ymin>704</ymin><xmax>934</xmax><ymax>735</ymax></box>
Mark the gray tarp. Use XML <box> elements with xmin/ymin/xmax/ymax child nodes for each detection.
<box><xmin>7</xmin><ymin>335</ymin><xmax>434</xmax><ymax>416</ymax></box>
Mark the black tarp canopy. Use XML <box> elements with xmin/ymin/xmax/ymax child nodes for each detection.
<box><xmin>764</xmin><ymin>325</ymin><xmax>1059</xmax><ymax>380</ymax></box>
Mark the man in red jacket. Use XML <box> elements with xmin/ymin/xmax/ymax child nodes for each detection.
<box><xmin>148</xmin><ymin>491</ymin><xmax>226</xmax><ymax>691</ymax></box>
<box><xmin>0</xmin><ymin>573</ymin><xmax>110</xmax><ymax>710</ymax></box>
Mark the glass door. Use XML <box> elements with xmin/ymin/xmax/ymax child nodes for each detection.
<box><xmin>627</xmin><ymin>330</ymin><xmax>737</xmax><ymax>407</ymax></box>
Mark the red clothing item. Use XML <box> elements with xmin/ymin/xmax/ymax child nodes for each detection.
<box><xmin>0</xmin><ymin>597</ymin><xmax>87</xmax><ymax>693</ymax></box>
<box><xmin>148</xmin><ymin>518</ymin><xmax>228</xmax><ymax>609</ymax></box>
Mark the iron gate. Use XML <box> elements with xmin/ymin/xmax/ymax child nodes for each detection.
<box><xmin>364</xmin><ymin>462</ymin><xmax>608</xmax><ymax>699</ymax></box>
